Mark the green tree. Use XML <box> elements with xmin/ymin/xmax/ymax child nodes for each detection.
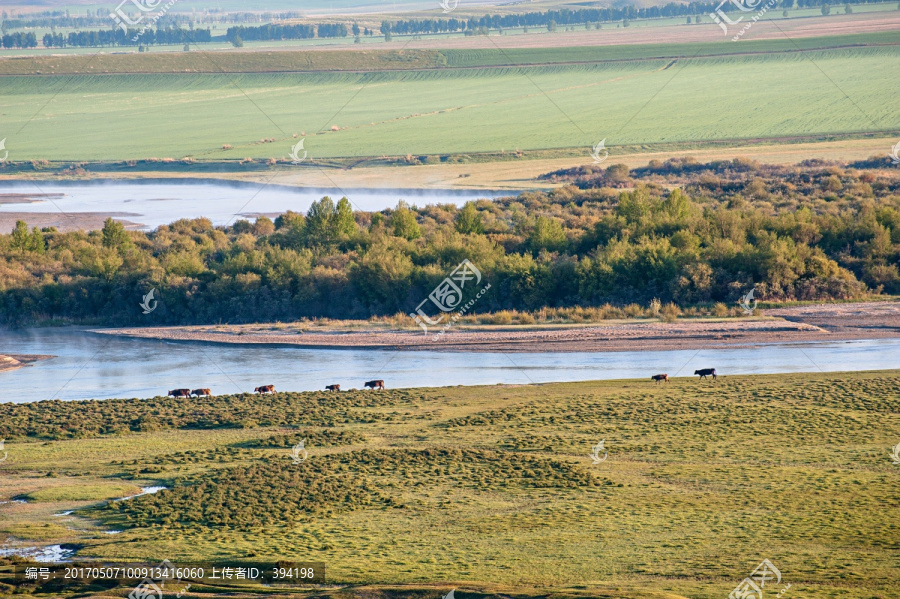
<box><xmin>101</xmin><ymin>217</ymin><xmax>132</xmax><ymax>251</ymax></box>
<box><xmin>454</xmin><ymin>202</ymin><xmax>484</xmax><ymax>234</ymax></box>
<box><xmin>9</xmin><ymin>220</ymin><xmax>44</xmax><ymax>254</ymax></box>
<box><xmin>274</xmin><ymin>211</ymin><xmax>305</xmax><ymax>231</ymax></box>
<box><xmin>10</xmin><ymin>220</ymin><xmax>29</xmax><ymax>251</ymax></box>
<box><xmin>305</xmin><ymin>196</ymin><xmax>337</xmax><ymax>246</ymax></box>
<box><xmin>527</xmin><ymin>216</ymin><xmax>567</xmax><ymax>253</ymax></box>
<box><xmin>334</xmin><ymin>197</ymin><xmax>357</xmax><ymax>236</ymax></box>
<box><xmin>389</xmin><ymin>201</ymin><xmax>421</xmax><ymax>240</ymax></box>
<box><xmin>349</xmin><ymin>243</ymin><xmax>414</xmax><ymax>310</ymax></box>
<box><xmin>29</xmin><ymin>227</ymin><xmax>45</xmax><ymax>254</ymax></box>
<box><xmin>302</xmin><ymin>196</ymin><xmax>356</xmax><ymax>246</ymax></box>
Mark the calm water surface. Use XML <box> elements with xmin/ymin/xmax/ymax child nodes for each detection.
<box><xmin>1</xmin><ymin>328</ymin><xmax>898</xmax><ymax>403</ymax></box>
<box><xmin>0</xmin><ymin>180</ymin><xmax>508</xmax><ymax>229</ymax></box>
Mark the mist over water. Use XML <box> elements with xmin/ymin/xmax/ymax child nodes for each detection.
<box><xmin>1</xmin><ymin>328</ymin><xmax>898</xmax><ymax>403</ymax></box>
<box><xmin>0</xmin><ymin>180</ymin><xmax>509</xmax><ymax>230</ymax></box>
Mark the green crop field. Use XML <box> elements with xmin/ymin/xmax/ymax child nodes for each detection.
<box><xmin>1</xmin><ymin>41</ymin><xmax>898</xmax><ymax>164</ymax></box>
<box><xmin>1</xmin><ymin>371</ymin><xmax>899</xmax><ymax>598</ymax></box>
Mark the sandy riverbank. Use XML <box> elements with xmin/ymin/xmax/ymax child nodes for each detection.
<box><xmin>0</xmin><ymin>212</ymin><xmax>144</xmax><ymax>233</ymax></box>
<box><xmin>0</xmin><ymin>354</ymin><xmax>53</xmax><ymax>372</ymax></box>
<box><xmin>94</xmin><ymin>301</ymin><xmax>900</xmax><ymax>353</ymax></box>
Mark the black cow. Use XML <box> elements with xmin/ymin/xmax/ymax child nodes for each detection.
<box><xmin>168</xmin><ymin>388</ymin><xmax>191</xmax><ymax>398</ymax></box>
<box><xmin>651</xmin><ymin>374</ymin><xmax>669</xmax><ymax>384</ymax></box>
<box><xmin>694</xmin><ymin>368</ymin><xmax>717</xmax><ymax>380</ymax></box>
<box><xmin>364</xmin><ymin>380</ymin><xmax>385</xmax><ymax>390</ymax></box>
<box><xmin>325</xmin><ymin>384</ymin><xmax>340</xmax><ymax>391</ymax></box>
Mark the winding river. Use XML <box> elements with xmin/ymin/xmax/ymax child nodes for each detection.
<box><xmin>1</xmin><ymin>328</ymin><xmax>898</xmax><ymax>403</ymax></box>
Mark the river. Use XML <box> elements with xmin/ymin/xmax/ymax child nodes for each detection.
<box><xmin>0</xmin><ymin>180</ymin><xmax>508</xmax><ymax>229</ymax></box>
<box><xmin>1</xmin><ymin>328</ymin><xmax>898</xmax><ymax>403</ymax></box>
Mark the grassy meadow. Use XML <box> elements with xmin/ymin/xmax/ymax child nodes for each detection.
<box><xmin>1</xmin><ymin>40</ymin><xmax>898</xmax><ymax>164</ymax></box>
<box><xmin>1</xmin><ymin>371</ymin><xmax>899</xmax><ymax>598</ymax></box>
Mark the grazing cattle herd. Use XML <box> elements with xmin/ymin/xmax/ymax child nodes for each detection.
<box><xmin>164</xmin><ymin>369</ymin><xmax>720</xmax><ymax>398</ymax></box>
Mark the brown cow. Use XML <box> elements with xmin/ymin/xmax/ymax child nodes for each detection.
<box><xmin>651</xmin><ymin>374</ymin><xmax>669</xmax><ymax>384</ymax></box>
<box><xmin>168</xmin><ymin>389</ymin><xmax>191</xmax><ymax>398</ymax></box>
<box><xmin>191</xmin><ymin>388</ymin><xmax>211</xmax><ymax>397</ymax></box>
<box><xmin>325</xmin><ymin>384</ymin><xmax>340</xmax><ymax>392</ymax></box>
<box><xmin>254</xmin><ymin>385</ymin><xmax>276</xmax><ymax>394</ymax></box>
<box><xmin>364</xmin><ymin>380</ymin><xmax>385</xmax><ymax>390</ymax></box>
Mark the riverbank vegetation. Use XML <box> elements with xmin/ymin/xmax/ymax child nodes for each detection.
<box><xmin>1</xmin><ymin>159</ymin><xmax>898</xmax><ymax>326</ymax></box>
<box><xmin>1</xmin><ymin>371</ymin><xmax>898</xmax><ymax>597</ymax></box>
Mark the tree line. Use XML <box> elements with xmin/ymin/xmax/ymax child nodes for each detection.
<box><xmin>225</xmin><ymin>23</ymin><xmax>350</xmax><ymax>42</ymax></box>
<box><xmin>41</xmin><ymin>27</ymin><xmax>212</xmax><ymax>48</ymax></box>
<box><xmin>0</xmin><ymin>9</ymin><xmax>305</xmax><ymax>31</ymax></box>
<box><xmin>380</xmin><ymin>0</ymin><xmax>893</xmax><ymax>34</ymax></box>
<box><xmin>1</xmin><ymin>159</ymin><xmax>898</xmax><ymax>326</ymax></box>
<box><xmin>1</xmin><ymin>31</ymin><xmax>37</xmax><ymax>48</ymax></box>
<box><xmin>13</xmin><ymin>22</ymin><xmax>354</xmax><ymax>49</ymax></box>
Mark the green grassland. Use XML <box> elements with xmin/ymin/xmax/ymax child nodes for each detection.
<box><xmin>2</xmin><ymin>32</ymin><xmax>895</xmax><ymax>74</ymax></box>
<box><xmin>1</xmin><ymin>371</ymin><xmax>899</xmax><ymax>598</ymax></box>
<box><xmin>1</xmin><ymin>42</ymin><xmax>898</xmax><ymax>164</ymax></box>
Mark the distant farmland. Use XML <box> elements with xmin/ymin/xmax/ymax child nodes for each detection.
<box><xmin>1</xmin><ymin>42</ymin><xmax>898</xmax><ymax>162</ymax></box>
